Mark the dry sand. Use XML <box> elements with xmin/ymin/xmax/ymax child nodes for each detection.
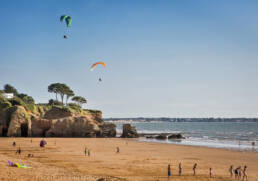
<box><xmin>0</xmin><ymin>138</ymin><xmax>257</xmax><ymax>181</ymax></box>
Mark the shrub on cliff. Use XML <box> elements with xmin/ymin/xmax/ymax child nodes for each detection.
<box><xmin>48</xmin><ymin>99</ymin><xmax>63</xmax><ymax>106</ymax></box>
<box><xmin>3</xmin><ymin>84</ymin><xmax>18</xmax><ymax>96</ymax></box>
<box><xmin>0</xmin><ymin>101</ymin><xmax>12</xmax><ymax>111</ymax></box>
<box><xmin>11</xmin><ymin>96</ymin><xmax>26</xmax><ymax>107</ymax></box>
<box><xmin>68</xmin><ymin>103</ymin><xmax>81</xmax><ymax>112</ymax></box>
<box><xmin>17</xmin><ymin>93</ymin><xmax>35</xmax><ymax>104</ymax></box>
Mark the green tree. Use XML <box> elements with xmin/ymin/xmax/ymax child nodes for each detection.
<box><xmin>65</xmin><ymin>89</ymin><xmax>74</xmax><ymax>106</ymax></box>
<box><xmin>48</xmin><ymin>83</ymin><xmax>74</xmax><ymax>105</ymax></box>
<box><xmin>72</xmin><ymin>96</ymin><xmax>87</xmax><ymax>107</ymax></box>
<box><xmin>4</xmin><ymin>84</ymin><xmax>18</xmax><ymax>95</ymax></box>
<box><xmin>48</xmin><ymin>83</ymin><xmax>61</xmax><ymax>101</ymax></box>
<box><xmin>18</xmin><ymin>93</ymin><xmax>35</xmax><ymax>104</ymax></box>
<box><xmin>58</xmin><ymin>83</ymin><xmax>70</xmax><ymax>105</ymax></box>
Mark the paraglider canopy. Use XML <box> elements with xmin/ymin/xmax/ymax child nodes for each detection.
<box><xmin>60</xmin><ymin>15</ymin><xmax>72</xmax><ymax>27</ymax></box>
<box><xmin>90</xmin><ymin>62</ymin><xmax>106</xmax><ymax>71</ymax></box>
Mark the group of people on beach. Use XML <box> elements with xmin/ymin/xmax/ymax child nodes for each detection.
<box><xmin>229</xmin><ymin>165</ymin><xmax>248</xmax><ymax>181</ymax></box>
<box><xmin>168</xmin><ymin>163</ymin><xmax>198</xmax><ymax>178</ymax></box>
<box><xmin>84</xmin><ymin>146</ymin><xmax>91</xmax><ymax>156</ymax></box>
<box><xmin>167</xmin><ymin>163</ymin><xmax>248</xmax><ymax>180</ymax></box>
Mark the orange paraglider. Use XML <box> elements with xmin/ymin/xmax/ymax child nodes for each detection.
<box><xmin>90</xmin><ymin>62</ymin><xmax>106</xmax><ymax>71</ymax></box>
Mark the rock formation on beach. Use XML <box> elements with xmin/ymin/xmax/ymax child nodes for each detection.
<box><xmin>168</xmin><ymin>133</ymin><xmax>185</xmax><ymax>139</ymax></box>
<box><xmin>121</xmin><ymin>123</ymin><xmax>139</xmax><ymax>138</ymax></box>
<box><xmin>0</xmin><ymin>94</ymin><xmax>116</xmax><ymax>138</ymax></box>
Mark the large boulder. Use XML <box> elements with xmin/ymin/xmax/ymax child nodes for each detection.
<box><xmin>121</xmin><ymin>124</ymin><xmax>139</xmax><ymax>138</ymax></box>
<box><xmin>45</xmin><ymin>116</ymin><xmax>100</xmax><ymax>137</ymax></box>
<box><xmin>155</xmin><ymin>134</ymin><xmax>167</xmax><ymax>140</ymax></box>
<box><xmin>98</xmin><ymin>123</ymin><xmax>116</xmax><ymax>137</ymax></box>
<box><xmin>168</xmin><ymin>133</ymin><xmax>185</xmax><ymax>139</ymax></box>
<box><xmin>7</xmin><ymin>106</ymin><xmax>31</xmax><ymax>137</ymax></box>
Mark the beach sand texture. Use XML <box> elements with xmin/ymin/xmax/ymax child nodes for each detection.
<box><xmin>0</xmin><ymin>138</ymin><xmax>258</xmax><ymax>181</ymax></box>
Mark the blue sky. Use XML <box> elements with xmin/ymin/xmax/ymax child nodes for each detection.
<box><xmin>1</xmin><ymin>0</ymin><xmax>258</xmax><ymax>118</ymax></box>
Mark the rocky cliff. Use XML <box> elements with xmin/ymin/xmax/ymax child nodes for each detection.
<box><xmin>0</xmin><ymin>96</ymin><xmax>116</xmax><ymax>137</ymax></box>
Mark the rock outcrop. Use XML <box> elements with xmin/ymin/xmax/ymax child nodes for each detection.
<box><xmin>0</xmin><ymin>102</ymin><xmax>116</xmax><ymax>137</ymax></box>
<box><xmin>7</xmin><ymin>106</ymin><xmax>31</xmax><ymax>137</ymax></box>
<box><xmin>44</xmin><ymin>106</ymin><xmax>72</xmax><ymax>120</ymax></box>
<box><xmin>98</xmin><ymin>123</ymin><xmax>116</xmax><ymax>137</ymax></box>
<box><xmin>155</xmin><ymin>134</ymin><xmax>167</xmax><ymax>140</ymax></box>
<box><xmin>168</xmin><ymin>133</ymin><xmax>185</xmax><ymax>139</ymax></box>
<box><xmin>121</xmin><ymin>124</ymin><xmax>139</xmax><ymax>138</ymax></box>
<box><xmin>45</xmin><ymin>116</ymin><xmax>100</xmax><ymax>137</ymax></box>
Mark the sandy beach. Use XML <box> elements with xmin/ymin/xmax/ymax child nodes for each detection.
<box><xmin>0</xmin><ymin>138</ymin><xmax>258</xmax><ymax>181</ymax></box>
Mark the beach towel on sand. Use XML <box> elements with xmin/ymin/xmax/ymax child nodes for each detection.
<box><xmin>8</xmin><ymin>160</ymin><xmax>32</xmax><ymax>168</ymax></box>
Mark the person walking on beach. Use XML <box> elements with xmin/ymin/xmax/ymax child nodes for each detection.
<box><xmin>116</xmin><ymin>147</ymin><xmax>120</xmax><ymax>153</ymax></box>
<box><xmin>238</xmin><ymin>166</ymin><xmax>242</xmax><ymax>180</ymax></box>
<box><xmin>252</xmin><ymin>141</ymin><xmax>255</xmax><ymax>152</ymax></box>
<box><xmin>84</xmin><ymin>147</ymin><xmax>87</xmax><ymax>156</ymax></box>
<box><xmin>178</xmin><ymin>162</ymin><xmax>182</xmax><ymax>176</ymax></box>
<box><xmin>88</xmin><ymin>149</ymin><xmax>91</xmax><ymax>156</ymax></box>
<box><xmin>167</xmin><ymin>164</ymin><xmax>171</xmax><ymax>178</ymax></box>
<box><xmin>12</xmin><ymin>141</ymin><xmax>16</xmax><ymax>147</ymax></box>
<box><xmin>243</xmin><ymin>165</ymin><xmax>247</xmax><ymax>181</ymax></box>
<box><xmin>16</xmin><ymin>147</ymin><xmax>21</xmax><ymax>155</ymax></box>
<box><xmin>229</xmin><ymin>165</ymin><xmax>233</xmax><ymax>178</ymax></box>
<box><xmin>193</xmin><ymin>163</ymin><xmax>197</xmax><ymax>175</ymax></box>
<box><xmin>209</xmin><ymin>168</ymin><xmax>213</xmax><ymax>178</ymax></box>
<box><xmin>235</xmin><ymin>166</ymin><xmax>240</xmax><ymax>180</ymax></box>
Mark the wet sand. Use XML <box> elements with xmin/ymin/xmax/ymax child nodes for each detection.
<box><xmin>0</xmin><ymin>138</ymin><xmax>258</xmax><ymax>181</ymax></box>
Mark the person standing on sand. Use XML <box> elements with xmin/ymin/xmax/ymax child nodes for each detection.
<box><xmin>84</xmin><ymin>147</ymin><xmax>87</xmax><ymax>156</ymax></box>
<box><xmin>16</xmin><ymin>147</ymin><xmax>21</xmax><ymax>155</ymax></box>
<box><xmin>209</xmin><ymin>168</ymin><xmax>213</xmax><ymax>177</ymax></box>
<box><xmin>243</xmin><ymin>165</ymin><xmax>247</xmax><ymax>181</ymax></box>
<box><xmin>178</xmin><ymin>162</ymin><xmax>182</xmax><ymax>176</ymax></box>
<box><xmin>229</xmin><ymin>165</ymin><xmax>233</xmax><ymax>178</ymax></box>
<box><xmin>12</xmin><ymin>141</ymin><xmax>16</xmax><ymax>147</ymax></box>
<box><xmin>193</xmin><ymin>163</ymin><xmax>197</xmax><ymax>175</ymax></box>
<box><xmin>116</xmin><ymin>147</ymin><xmax>120</xmax><ymax>153</ymax></box>
<box><xmin>235</xmin><ymin>166</ymin><xmax>240</xmax><ymax>180</ymax></box>
<box><xmin>238</xmin><ymin>166</ymin><xmax>242</xmax><ymax>180</ymax></box>
<box><xmin>88</xmin><ymin>149</ymin><xmax>91</xmax><ymax>156</ymax></box>
<box><xmin>167</xmin><ymin>164</ymin><xmax>171</xmax><ymax>178</ymax></box>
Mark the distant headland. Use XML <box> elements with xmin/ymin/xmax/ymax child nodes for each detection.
<box><xmin>105</xmin><ymin>117</ymin><xmax>258</xmax><ymax>122</ymax></box>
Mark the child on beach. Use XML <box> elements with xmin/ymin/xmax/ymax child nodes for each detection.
<box><xmin>243</xmin><ymin>165</ymin><xmax>247</xmax><ymax>181</ymax></box>
<box><xmin>209</xmin><ymin>168</ymin><xmax>213</xmax><ymax>177</ymax></box>
<box><xmin>16</xmin><ymin>147</ymin><xmax>21</xmax><ymax>155</ymax></box>
<box><xmin>235</xmin><ymin>166</ymin><xmax>240</xmax><ymax>180</ymax></box>
<box><xmin>238</xmin><ymin>166</ymin><xmax>242</xmax><ymax>179</ymax></box>
<box><xmin>12</xmin><ymin>141</ymin><xmax>16</xmax><ymax>147</ymax></box>
<box><xmin>178</xmin><ymin>162</ymin><xmax>182</xmax><ymax>176</ymax></box>
<box><xmin>193</xmin><ymin>163</ymin><xmax>197</xmax><ymax>175</ymax></box>
<box><xmin>84</xmin><ymin>147</ymin><xmax>87</xmax><ymax>156</ymax></box>
<box><xmin>168</xmin><ymin>164</ymin><xmax>171</xmax><ymax>178</ymax></box>
<box><xmin>229</xmin><ymin>165</ymin><xmax>233</xmax><ymax>178</ymax></box>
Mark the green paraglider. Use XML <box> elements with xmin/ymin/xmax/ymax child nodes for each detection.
<box><xmin>60</xmin><ymin>15</ymin><xmax>72</xmax><ymax>27</ymax></box>
<box><xmin>60</xmin><ymin>15</ymin><xmax>71</xmax><ymax>39</ymax></box>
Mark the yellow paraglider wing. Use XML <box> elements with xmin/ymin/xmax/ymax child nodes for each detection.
<box><xmin>90</xmin><ymin>62</ymin><xmax>106</xmax><ymax>71</ymax></box>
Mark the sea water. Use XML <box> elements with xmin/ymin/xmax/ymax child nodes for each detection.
<box><xmin>112</xmin><ymin>121</ymin><xmax>258</xmax><ymax>151</ymax></box>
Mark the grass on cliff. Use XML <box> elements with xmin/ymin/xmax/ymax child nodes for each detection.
<box><xmin>1</xmin><ymin>94</ymin><xmax>101</xmax><ymax>119</ymax></box>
